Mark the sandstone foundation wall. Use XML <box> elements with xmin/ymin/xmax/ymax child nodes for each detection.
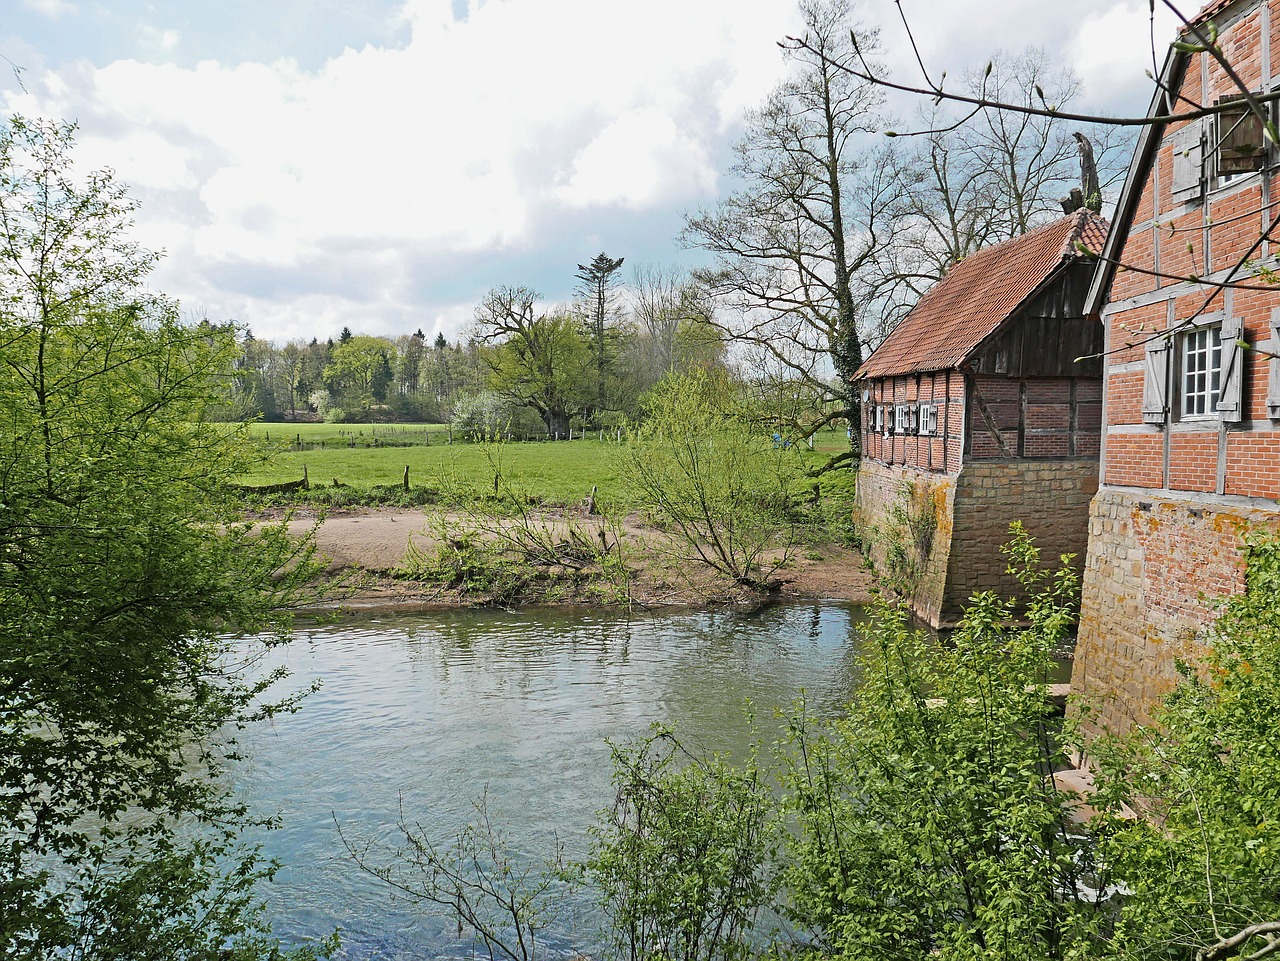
<box><xmin>857</xmin><ymin>458</ymin><xmax>1097</xmax><ymax>627</ymax></box>
<box><xmin>1072</xmin><ymin>488</ymin><xmax>1280</xmax><ymax>740</ymax></box>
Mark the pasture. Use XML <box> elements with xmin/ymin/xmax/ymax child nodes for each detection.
<box><xmin>237</xmin><ymin>421</ymin><xmax>853</xmax><ymax>510</ymax></box>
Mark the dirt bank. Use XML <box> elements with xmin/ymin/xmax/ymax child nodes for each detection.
<box><xmin>277</xmin><ymin>506</ymin><xmax>876</xmax><ymax>612</ymax></box>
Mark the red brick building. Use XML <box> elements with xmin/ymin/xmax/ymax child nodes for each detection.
<box><xmin>1072</xmin><ymin>0</ymin><xmax>1280</xmax><ymax>737</ymax></box>
<box><xmin>855</xmin><ymin>211</ymin><xmax>1108</xmax><ymax>626</ymax></box>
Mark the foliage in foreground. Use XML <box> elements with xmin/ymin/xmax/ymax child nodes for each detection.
<box><xmin>781</xmin><ymin>526</ymin><xmax>1107</xmax><ymax>960</ymax></box>
<box><xmin>0</xmin><ymin>116</ymin><xmax>332</xmax><ymax>959</ymax></box>
<box><xmin>356</xmin><ymin>525</ymin><xmax>1280</xmax><ymax>961</ymax></box>
<box><xmin>1092</xmin><ymin>530</ymin><xmax>1280</xmax><ymax>961</ymax></box>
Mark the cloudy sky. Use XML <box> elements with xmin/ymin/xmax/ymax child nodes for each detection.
<box><xmin>2</xmin><ymin>0</ymin><xmax>1179</xmax><ymax>345</ymax></box>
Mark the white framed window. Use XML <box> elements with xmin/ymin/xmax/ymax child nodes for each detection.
<box><xmin>893</xmin><ymin>404</ymin><xmax>909</xmax><ymax>434</ymax></box>
<box><xmin>919</xmin><ymin>403</ymin><xmax>939</xmax><ymax>436</ymax></box>
<box><xmin>1180</xmin><ymin>325</ymin><xmax>1222</xmax><ymax>418</ymax></box>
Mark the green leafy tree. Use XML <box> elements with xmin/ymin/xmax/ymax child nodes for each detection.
<box><xmin>0</xmin><ymin>116</ymin><xmax>329</xmax><ymax>960</ymax></box>
<box><xmin>324</xmin><ymin>333</ymin><xmax>397</xmax><ymax>416</ymax></box>
<box><xmin>618</xmin><ymin>368</ymin><xmax>805</xmax><ymax>590</ymax></box>
<box><xmin>780</xmin><ymin>527</ymin><xmax>1112</xmax><ymax>960</ymax></box>
<box><xmin>473</xmin><ymin>285</ymin><xmax>591</xmax><ymax>436</ymax></box>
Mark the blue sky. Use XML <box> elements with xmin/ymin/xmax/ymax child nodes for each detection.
<box><xmin>3</xmin><ymin>0</ymin><xmax>1179</xmax><ymax>345</ymax></box>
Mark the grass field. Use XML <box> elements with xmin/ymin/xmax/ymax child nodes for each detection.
<box><xmin>238</xmin><ymin>421</ymin><xmax>855</xmax><ymax>510</ymax></box>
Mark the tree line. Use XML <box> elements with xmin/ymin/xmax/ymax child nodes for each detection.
<box><xmin>221</xmin><ymin>259</ymin><xmax>727</xmax><ymax>438</ymax></box>
<box><xmin>225</xmin><ymin>0</ymin><xmax>1130</xmax><ymax>461</ymax></box>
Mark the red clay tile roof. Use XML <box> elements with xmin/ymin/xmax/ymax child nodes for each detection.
<box><xmin>855</xmin><ymin>210</ymin><xmax>1108</xmax><ymax>379</ymax></box>
<box><xmin>1190</xmin><ymin>0</ymin><xmax>1235</xmax><ymax>26</ymax></box>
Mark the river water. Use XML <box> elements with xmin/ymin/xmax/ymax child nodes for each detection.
<box><xmin>233</xmin><ymin>602</ymin><xmax>871</xmax><ymax>960</ymax></box>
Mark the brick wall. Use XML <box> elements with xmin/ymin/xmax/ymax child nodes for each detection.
<box><xmin>1072</xmin><ymin>488</ymin><xmax>1280</xmax><ymax>740</ymax></box>
<box><xmin>857</xmin><ymin>458</ymin><xmax>1097</xmax><ymax>627</ymax></box>
<box><xmin>862</xmin><ymin>371</ymin><xmax>963</xmax><ymax>472</ymax></box>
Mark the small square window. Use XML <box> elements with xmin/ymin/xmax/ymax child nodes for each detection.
<box><xmin>919</xmin><ymin>403</ymin><xmax>939</xmax><ymax>436</ymax></box>
<box><xmin>1216</xmin><ymin>96</ymin><xmax>1269</xmax><ymax>177</ymax></box>
<box><xmin>1180</xmin><ymin>326</ymin><xmax>1222</xmax><ymax>417</ymax></box>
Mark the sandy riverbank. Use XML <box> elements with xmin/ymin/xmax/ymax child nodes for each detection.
<box><xmin>275</xmin><ymin>506</ymin><xmax>876</xmax><ymax>611</ymax></box>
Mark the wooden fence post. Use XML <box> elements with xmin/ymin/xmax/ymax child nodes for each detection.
<box><xmin>403</xmin><ymin>465</ymin><xmax>410</xmax><ymax>491</ymax></box>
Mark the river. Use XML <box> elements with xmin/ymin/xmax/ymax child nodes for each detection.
<box><xmin>233</xmin><ymin>602</ymin><xmax>871</xmax><ymax>960</ymax></box>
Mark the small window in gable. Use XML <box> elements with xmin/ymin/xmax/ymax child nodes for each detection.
<box><xmin>1215</xmin><ymin>96</ymin><xmax>1270</xmax><ymax>177</ymax></box>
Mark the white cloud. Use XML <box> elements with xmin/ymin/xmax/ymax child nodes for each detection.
<box><xmin>1072</xmin><ymin>2</ymin><xmax>1182</xmax><ymax>108</ymax></box>
<box><xmin>138</xmin><ymin>26</ymin><xmax>181</xmax><ymax>54</ymax></box>
<box><xmin>554</xmin><ymin>108</ymin><xmax>717</xmax><ymax>210</ymax></box>
<box><xmin>1</xmin><ymin>0</ymin><xmax>1179</xmax><ymax>343</ymax></box>
<box><xmin>22</xmin><ymin>0</ymin><xmax>74</xmax><ymax>17</ymax></box>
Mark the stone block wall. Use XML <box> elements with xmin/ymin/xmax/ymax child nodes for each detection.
<box><xmin>857</xmin><ymin>458</ymin><xmax>1097</xmax><ymax>627</ymax></box>
<box><xmin>1072</xmin><ymin>488</ymin><xmax>1280</xmax><ymax>740</ymax></box>
<box><xmin>856</xmin><ymin>459</ymin><xmax>958</xmax><ymax>625</ymax></box>
<box><xmin>943</xmin><ymin>460</ymin><xmax>1098</xmax><ymax>623</ymax></box>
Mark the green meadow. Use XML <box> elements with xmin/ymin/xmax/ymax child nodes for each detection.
<box><xmin>237</xmin><ymin>421</ymin><xmax>854</xmax><ymax>510</ymax></box>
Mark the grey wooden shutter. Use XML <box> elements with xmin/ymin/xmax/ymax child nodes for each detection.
<box><xmin>1217</xmin><ymin>316</ymin><xmax>1245</xmax><ymax>422</ymax></box>
<box><xmin>1142</xmin><ymin>340</ymin><xmax>1171</xmax><ymax>425</ymax></box>
<box><xmin>1171</xmin><ymin>122</ymin><xmax>1205</xmax><ymax>201</ymax></box>
<box><xmin>1267</xmin><ymin>311</ymin><xmax>1280</xmax><ymax>419</ymax></box>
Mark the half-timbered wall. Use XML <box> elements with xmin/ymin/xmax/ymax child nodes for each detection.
<box><xmin>966</xmin><ymin>375</ymin><xmax>1103</xmax><ymax>461</ymax></box>
<box><xmin>861</xmin><ymin>370</ymin><xmax>964</xmax><ymax>472</ymax></box>
<box><xmin>1074</xmin><ymin>0</ymin><xmax>1280</xmax><ymax>740</ymax></box>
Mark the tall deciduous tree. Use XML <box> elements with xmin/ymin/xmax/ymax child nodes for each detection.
<box><xmin>683</xmin><ymin>0</ymin><xmax>903</xmax><ymax>465</ymax></box>
<box><xmin>473</xmin><ymin>285</ymin><xmax>590</xmax><ymax>436</ymax></box>
<box><xmin>324</xmin><ymin>333</ymin><xmax>397</xmax><ymax>416</ymax></box>
<box><xmin>0</xmin><ymin>117</ymin><xmax>328</xmax><ymax>960</ymax></box>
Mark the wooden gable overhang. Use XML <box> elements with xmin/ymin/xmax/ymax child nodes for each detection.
<box><xmin>966</xmin><ymin>258</ymin><xmax>1105</xmax><ymax>380</ymax></box>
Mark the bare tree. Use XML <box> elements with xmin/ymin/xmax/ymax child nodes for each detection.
<box><xmin>625</xmin><ymin>265</ymin><xmax>724</xmax><ymax>382</ymax></box>
<box><xmin>863</xmin><ymin>50</ymin><xmax>1135</xmax><ymax>344</ymax></box>
<box><xmin>779</xmin><ymin>0</ymin><xmax>1280</xmax><ymax>347</ymax></box>
<box><xmin>683</xmin><ymin>0</ymin><xmax>909</xmax><ymax>466</ymax></box>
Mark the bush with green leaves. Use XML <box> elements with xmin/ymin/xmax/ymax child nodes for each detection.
<box><xmin>780</xmin><ymin>524</ymin><xmax>1111</xmax><ymax>960</ymax></box>
<box><xmin>618</xmin><ymin>368</ymin><xmax>805</xmax><ymax>590</ymax></box>
<box><xmin>1091</xmin><ymin>529</ymin><xmax>1280</xmax><ymax>961</ymax></box>
<box><xmin>0</xmin><ymin>117</ymin><xmax>331</xmax><ymax>960</ymax></box>
<box><xmin>584</xmin><ymin>726</ymin><xmax>779</xmax><ymax>961</ymax></box>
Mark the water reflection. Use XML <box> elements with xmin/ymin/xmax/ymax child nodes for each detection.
<box><xmin>233</xmin><ymin>602</ymin><xmax>869</xmax><ymax>960</ymax></box>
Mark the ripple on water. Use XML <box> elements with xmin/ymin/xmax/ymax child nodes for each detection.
<box><xmin>232</xmin><ymin>602</ymin><xmax>870</xmax><ymax>960</ymax></box>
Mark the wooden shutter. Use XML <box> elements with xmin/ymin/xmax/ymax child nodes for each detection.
<box><xmin>1171</xmin><ymin>122</ymin><xmax>1204</xmax><ymax>201</ymax></box>
<box><xmin>1217</xmin><ymin>316</ymin><xmax>1245</xmax><ymax>422</ymax></box>
<box><xmin>1267</xmin><ymin>311</ymin><xmax>1280</xmax><ymax>419</ymax></box>
<box><xmin>1217</xmin><ymin>98</ymin><xmax>1268</xmax><ymax>175</ymax></box>
<box><xmin>1142</xmin><ymin>340</ymin><xmax>1170</xmax><ymax>425</ymax></box>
